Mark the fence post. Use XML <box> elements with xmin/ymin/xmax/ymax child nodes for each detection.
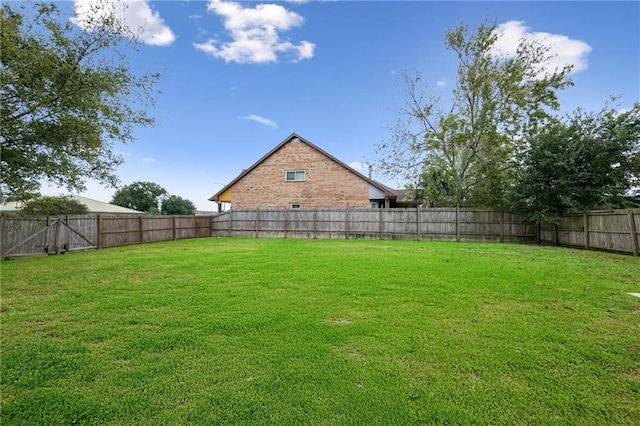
<box><xmin>97</xmin><ymin>214</ymin><xmax>102</xmax><ymax>249</ymax></box>
<box><xmin>583</xmin><ymin>213</ymin><xmax>589</xmax><ymax>250</ymax></box>
<box><xmin>284</xmin><ymin>210</ymin><xmax>288</xmax><ymax>239</ymax></box>
<box><xmin>416</xmin><ymin>207</ymin><xmax>420</xmax><ymax>241</ymax></box>
<box><xmin>57</xmin><ymin>216</ymin><xmax>64</xmax><ymax>253</ymax></box>
<box><xmin>499</xmin><ymin>210</ymin><xmax>504</xmax><ymax>243</ymax></box>
<box><xmin>139</xmin><ymin>216</ymin><xmax>144</xmax><ymax>244</ymax></box>
<box><xmin>0</xmin><ymin>214</ymin><xmax>5</xmax><ymax>258</ymax></box>
<box><xmin>313</xmin><ymin>209</ymin><xmax>318</xmax><ymax>239</ymax></box>
<box><xmin>379</xmin><ymin>208</ymin><xmax>383</xmax><ymax>240</ymax></box>
<box><xmin>456</xmin><ymin>206</ymin><xmax>460</xmax><ymax>242</ymax></box>
<box><xmin>172</xmin><ymin>216</ymin><xmax>177</xmax><ymax>241</ymax></box>
<box><xmin>629</xmin><ymin>211</ymin><xmax>639</xmax><ymax>256</ymax></box>
<box><xmin>228</xmin><ymin>210</ymin><xmax>233</xmax><ymax>237</ymax></box>
<box><xmin>554</xmin><ymin>223</ymin><xmax>559</xmax><ymax>246</ymax></box>
<box><xmin>255</xmin><ymin>208</ymin><xmax>260</xmax><ymax>238</ymax></box>
<box><xmin>62</xmin><ymin>215</ymin><xmax>69</xmax><ymax>252</ymax></box>
<box><xmin>45</xmin><ymin>216</ymin><xmax>51</xmax><ymax>253</ymax></box>
<box><xmin>193</xmin><ymin>216</ymin><xmax>197</xmax><ymax>239</ymax></box>
<box><xmin>345</xmin><ymin>208</ymin><xmax>349</xmax><ymax>240</ymax></box>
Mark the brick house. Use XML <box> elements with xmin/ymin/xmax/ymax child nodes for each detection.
<box><xmin>209</xmin><ymin>133</ymin><xmax>401</xmax><ymax>211</ymax></box>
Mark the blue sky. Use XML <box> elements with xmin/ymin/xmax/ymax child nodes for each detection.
<box><xmin>40</xmin><ymin>1</ymin><xmax>639</xmax><ymax>211</ymax></box>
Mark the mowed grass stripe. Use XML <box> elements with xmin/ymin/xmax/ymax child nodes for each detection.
<box><xmin>2</xmin><ymin>238</ymin><xmax>639</xmax><ymax>425</ymax></box>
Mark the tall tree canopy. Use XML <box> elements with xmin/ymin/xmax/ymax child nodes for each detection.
<box><xmin>0</xmin><ymin>1</ymin><xmax>158</xmax><ymax>202</ymax></box>
<box><xmin>512</xmin><ymin>103</ymin><xmax>640</xmax><ymax>223</ymax></box>
<box><xmin>111</xmin><ymin>181</ymin><xmax>167</xmax><ymax>213</ymax></box>
<box><xmin>376</xmin><ymin>21</ymin><xmax>573</xmax><ymax>208</ymax></box>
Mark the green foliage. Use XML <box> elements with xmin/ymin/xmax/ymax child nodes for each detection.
<box><xmin>409</xmin><ymin>167</ymin><xmax>457</xmax><ymax>207</ymax></box>
<box><xmin>19</xmin><ymin>195</ymin><xmax>88</xmax><ymax>216</ymax></box>
<box><xmin>111</xmin><ymin>181</ymin><xmax>167</xmax><ymax>212</ymax></box>
<box><xmin>161</xmin><ymin>195</ymin><xmax>197</xmax><ymax>215</ymax></box>
<box><xmin>111</xmin><ymin>182</ymin><xmax>196</xmax><ymax>215</ymax></box>
<box><xmin>145</xmin><ymin>206</ymin><xmax>161</xmax><ymax>215</ymax></box>
<box><xmin>512</xmin><ymin>102</ymin><xmax>640</xmax><ymax>223</ymax></box>
<box><xmin>2</xmin><ymin>239</ymin><xmax>639</xmax><ymax>424</ymax></box>
<box><xmin>377</xmin><ymin>21</ymin><xmax>572</xmax><ymax>207</ymax></box>
<box><xmin>0</xmin><ymin>2</ymin><xmax>158</xmax><ymax>202</ymax></box>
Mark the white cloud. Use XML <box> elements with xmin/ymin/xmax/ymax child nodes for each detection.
<box><xmin>72</xmin><ymin>0</ymin><xmax>175</xmax><ymax>46</ymax></box>
<box><xmin>491</xmin><ymin>21</ymin><xmax>592</xmax><ymax>76</ymax></box>
<box><xmin>285</xmin><ymin>0</ymin><xmax>310</xmax><ymax>4</ymax></box>
<box><xmin>242</xmin><ymin>114</ymin><xmax>278</xmax><ymax>128</ymax></box>
<box><xmin>436</xmin><ymin>80</ymin><xmax>447</xmax><ymax>87</ymax></box>
<box><xmin>194</xmin><ymin>0</ymin><xmax>315</xmax><ymax>63</ymax></box>
<box><xmin>142</xmin><ymin>157</ymin><xmax>157</xmax><ymax>164</ymax></box>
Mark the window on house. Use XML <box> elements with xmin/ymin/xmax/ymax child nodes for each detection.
<box><xmin>285</xmin><ymin>170</ymin><xmax>306</xmax><ymax>181</ymax></box>
<box><xmin>291</xmin><ymin>203</ymin><xmax>301</xmax><ymax>209</ymax></box>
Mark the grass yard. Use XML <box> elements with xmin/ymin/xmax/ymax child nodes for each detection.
<box><xmin>1</xmin><ymin>238</ymin><xmax>639</xmax><ymax>425</ymax></box>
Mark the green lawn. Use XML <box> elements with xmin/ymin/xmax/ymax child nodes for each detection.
<box><xmin>1</xmin><ymin>238</ymin><xmax>639</xmax><ymax>425</ymax></box>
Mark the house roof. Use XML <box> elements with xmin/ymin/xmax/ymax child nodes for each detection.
<box><xmin>390</xmin><ymin>189</ymin><xmax>416</xmax><ymax>204</ymax></box>
<box><xmin>209</xmin><ymin>133</ymin><xmax>397</xmax><ymax>202</ymax></box>
<box><xmin>70</xmin><ymin>195</ymin><xmax>144</xmax><ymax>214</ymax></box>
<box><xmin>0</xmin><ymin>195</ymin><xmax>144</xmax><ymax>215</ymax></box>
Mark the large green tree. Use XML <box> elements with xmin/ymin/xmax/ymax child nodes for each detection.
<box><xmin>511</xmin><ymin>102</ymin><xmax>640</xmax><ymax>223</ymax></box>
<box><xmin>111</xmin><ymin>181</ymin><xmax>167</xmax><ymax>213</ymax></box>
<box><xmin>0</xmin><ymin>1</ymin><xmax>158</xmax><ymax>202</ymax></box>
<box><xmin>161</xmin><ymin>195</ymin><xmax>197</xmax><ymax>215</ymax></box>
<box><xmin>376</xmin><ymin>21</ymin><xmax>573</xmax><ymax>207</ymax></box>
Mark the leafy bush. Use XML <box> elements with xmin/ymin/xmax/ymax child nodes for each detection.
<box><xmin>19</xmin><ymin>196</ymin><xmax>88</xmax><ymax>216</ymax></box>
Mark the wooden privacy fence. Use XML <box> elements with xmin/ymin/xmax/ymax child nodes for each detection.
<box><xmin>99</xmin><ymin>215</ymin><xmax>212</xmax><ymax>248</ymax></box>
<box><xmin>211</xmin><ymin>208</ymin><xmax>538</xmax><ymax>244</ymax></box>
<box><xmin>212</xmin><ymin>208</ymin><xmax>640</xmax><ymax>255</ymax></box>
<box><xmin>0</xmin><ymin>214</ymin><xmax>213</xmax><ymax>259</ymax></box>
<box><xmin>0</xmin><ymin>215</ymin><xmax>98</xmax><ymax>258</ymax></box>
<box><xmin>3</xmin><ymin>209</ymin><xmax>639</xmax><ymax>259</ymax></box>
<box><xmin>539</xmin><ymin>209</ymin><xmax>640</xmax><ymax>256</ymax></box>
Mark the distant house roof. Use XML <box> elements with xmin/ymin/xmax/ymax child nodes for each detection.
<box><xmin>209</xmin><ymin>133</ymin><xmax>397</xmax><ymax>202</ymax></box>
<box><xmin>391</xmin><ymin>189</ymin><xmax>415</xmax><ymax>204</ymax></box>
<box><xmin>0</xmin><ymin>195</ymin><xmax>144</xmax><ymax>215</ymax></box>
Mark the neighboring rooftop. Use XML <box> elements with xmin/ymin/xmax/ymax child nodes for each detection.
<box><xmin>0</xmin><ymin>195</ymin><xmax>144</xmax><ymax>215</ymax></box>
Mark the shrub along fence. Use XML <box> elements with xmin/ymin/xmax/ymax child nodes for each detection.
<box><xmin>2</xmin><ymin>208</ymin><xmax>639</xmax><ymax>259</ymax></box>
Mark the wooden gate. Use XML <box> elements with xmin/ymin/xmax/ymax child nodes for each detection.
<box><xmin>1</xmin><ymin>215</ymin><xmax>98</xmax><ymax>259</ymax></box>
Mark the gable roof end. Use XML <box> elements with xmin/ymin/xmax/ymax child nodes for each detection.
<box><xmin>209</xmin><ymin>133</ymin><xmax>396</xmax><ymax>202</ymax></box>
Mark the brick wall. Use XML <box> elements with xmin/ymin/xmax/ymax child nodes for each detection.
<box><xmin>231</xmin><ymin>140</ymin><xmax>371</xmax><ymax>209</ymax></box>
